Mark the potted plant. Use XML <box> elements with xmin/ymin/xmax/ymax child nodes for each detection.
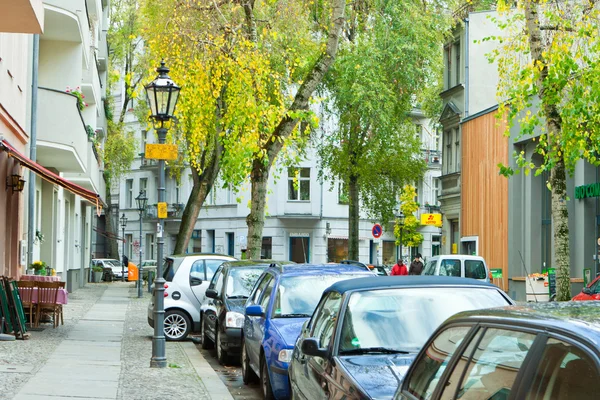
<box><xmin>92</xmin><ymin>265</ymin><xmax>103</xmax><ymax>283</ymax></box>
<box><xmin>31</xmin><ymin>260</ymin><xmax>47</xmax><ymax>275</ymax></box>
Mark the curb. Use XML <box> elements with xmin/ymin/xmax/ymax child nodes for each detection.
<box><xmin>181</xmin><ymin>341</ymin><xmax>234</xmax><ymax>400</ymax></box>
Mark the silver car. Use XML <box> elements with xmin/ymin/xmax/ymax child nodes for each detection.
<box><xmin>147</xmin><ymin>253</ymin><xmax>236</xmax><ymax>341</ymax></box>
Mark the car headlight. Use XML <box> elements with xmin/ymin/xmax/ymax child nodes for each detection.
<box><xmin>278</xmin><ymin>349</ymin><xmax>293</xmax><ymax>363</ymax></box>
<box><xmin>225</xmin><ymin>311</ymin><xmax>244</xmax><ymax>328</ymax></box>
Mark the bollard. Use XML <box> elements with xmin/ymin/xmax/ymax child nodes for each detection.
<box><xmin>148</xmin><ymin>271</ymin><xmax>153</xmax><ymax>293</ymax></box>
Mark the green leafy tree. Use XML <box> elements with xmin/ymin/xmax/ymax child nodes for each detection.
<box><xmin>394</xmin><ymin>185</ymin><xmax>424</xmax><ymax>251</ymax></box>
<box><xmin>316</xmin><ymin>0</ymin><xmax>450</xmax><ymax>259</ymax></box>
<box><xmin>490</xmin><ymin>0</ymin><xmax>600</xmax><ymax>300</ymax></box>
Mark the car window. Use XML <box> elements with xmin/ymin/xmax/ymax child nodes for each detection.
<box><xmin>259</xmin><ymin>277</ymin><xmax>276</xmax><ymax>311</ymax></box>
<box><xmin>226</xmin><ymin>267</ymin><xmax>267</xmax><ymax>299</ymax></box>
<box><xmin>208</xmin><ymin>266</ymin><xmax>223</xmax><ymax>290</ymax></box>
<box><xmin>190</xmin><ymin>260</ymin><xmax>205</xmax><ymax>280</ymax></box>
<box><xmin>205</xmin><ymin>259</ymin><xmax>225</xmax><ymax>281</ymax></box>
<box><xmin>440</xmin><ymin>328</ymin><xmax>536</xmax><ymax>400</ymax></box>
<box><xmin>440</xmin><ymin>259</ymin><xmax>461</xmax><ymax>277</ymax></box>
<box><xmin>250</xmin><ymin>274</ymin><xmax>272</xmax><ymax>304</ymax></box>
<box><xmin>310</xmin><ymin>292</ymin><xmax>343</xmax><ymax>349</ymax></box>
<box><xmin>163</xmin><ymin>258</ymin><xmax>176</xmax><ymax>282</ymax></box>
<box><xmin>423</xmin><ymin>260</ymin><xmax>437</xmax><ymax>276</ymax></box>
<box><xmin>525</xmin><ymin>338</ymin><xmax>598</xmax><ymax>400</ymax></box>
<box><xmin>590</xmin><ymin>277</ymin><xmax>600</xmax><ymax>294</ymax></box>
<box><xmin>405</xmin><ymin>326</ymin><xmax>475</xmax><ymax>400</ymax></box>
<box><xmin>465</xmin><ymin>260</ymin><xmax>486</xmax><ymax>279</ymax></box>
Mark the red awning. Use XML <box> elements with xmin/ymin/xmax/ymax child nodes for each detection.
<box><xmin>0</xmin><ymin>139</ymin><xmax>102</xmax><ymax>208</ymax></box>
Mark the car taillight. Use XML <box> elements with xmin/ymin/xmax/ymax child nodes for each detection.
<box><xmin>164</xmin><ymin>292</ymin><xmax>168</xmax><ymax>297</ymax></box>
<box><xmin>489</xmin><ymin>271</ymin><xmax>493</xmax><ymax>281</ymax></box>
<box><xmin>164</xmin><ymin>284</ymin><xmax>168</xmax><ymax>289</ymax></box>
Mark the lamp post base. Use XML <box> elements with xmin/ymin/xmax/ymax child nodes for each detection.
<box><xmin>150</xmin><ymin>356</ymin><xmax>167</xmax><ymax>368</ymax></box>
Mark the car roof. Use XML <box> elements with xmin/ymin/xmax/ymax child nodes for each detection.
<box><xmin>447</xmin><ymin>302</ymin><xmax>600</xmax><ymax>341</ymax></box>
<box><xmin>167</xmin><ymin>253</ymin><xmax>235</xmax><ymax>259</ymax></box>
<box><xmin>269</xmin><ymin>263</ymin><xmax>375</xmax><ymax>277</ymax></box>
<box><xmin>325</xmin><ymin>276</ymin><xmax>499</xmax><ymax>294</ymax></box>
<box><xmin>222</xmin><ymin>260</ymin><xmax>292</xmax><ymax>268</ymax></box>
<box><xmin>428</xmin><ymin>255</ymin><xmax>485</xmax><ymax>261</ymax></box>
<box><xmin>92</xmin><ymin>258</ymin><xmax>120</xmax><ymax>262</ymax></box>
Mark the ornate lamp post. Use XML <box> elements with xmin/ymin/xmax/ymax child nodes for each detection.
<box><xmin>145</xmin><ymin>61</ymin><xmax>180</xmax><ymax>368</ymax></box>
<box><xmin>397</xmin><ymin>211</ymin><xmax>405</xmax><ymax>263</ymax></box>
<box><xmin>120</xmin><ymin>213</ymin><xmax>128</xmax><ymax>282</ymax></box>
<box><xmin>135</xmin><ymin>190</ymin><xmax>148</xmax><ymax>298</ymax></box>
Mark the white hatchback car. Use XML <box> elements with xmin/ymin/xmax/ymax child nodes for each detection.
<box><xmin>147</xmin><ymin>253</ymin><xmax>236</xmax><ymax>341</ymax></box>
<box><xmin>422</xmin><ymin>255</ymin><xmax>491</xmax><ymax>282</ymax></box>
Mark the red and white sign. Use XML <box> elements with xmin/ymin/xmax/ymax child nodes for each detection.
<box><xmin>372</xmin><ymin>224</ymin><xmax>383</xmax><ymax>238</ymax></box>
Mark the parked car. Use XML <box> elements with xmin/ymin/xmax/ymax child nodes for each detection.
<box><xmin>369</xmin><ymin>265</ymin><xmax>389</xmax><ymax>276</ymax></box>
<box><xmin>91</xmin><ymin>259</ymin><xmax>124</xmax><ymax>281</ymax></box>
<box><xmin>422</xmin><ymin>255</ymin><xmax>491</xmax><ymax>282</ymax></box>
<box><xmin>202</xmin><ymin>260</ymin><xmax>291</xmax><ymax>364</ymax></box>
<box><xmin>572</xmin><ymin>274</ymin><xmax>600</xmax><ymax>301</ymax></box>
<box><xmin>141</xmin><ymin>259</ymin><xmax>157</xmax><ymax>281</ymax></box>
<box><xmin>394</xmin><ymin>302</ymin><xmax>600</xmax><ymax>400</ymax></box>
<box><xmin>241</xmin><ymin>263</ymin><xmax>374</xmax><ymax>400</ymax></box>
<box><xmin>147</xmin><ymin>253</ymin><xmax>236</xmax><ymax>341</ymax></box>
<box><xmin>289</xmin><ymin>276</ymin><xmax>514</xmax><ymax>400</ymax></box>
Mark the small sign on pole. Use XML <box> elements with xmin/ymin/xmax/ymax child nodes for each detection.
<box><xmin>145</xmin><ymin>144</ymin><xmax>178</xmax><ymax>160</ymax></box>
<box><xmin>157</xmin><ymin>202</ymin><xmax>167</xmax><ymax>219</ymax></box>
<box><xmin>372</xmin><ymin>224</ymin><xmax>383</xmax><ymax>239</ymax></box>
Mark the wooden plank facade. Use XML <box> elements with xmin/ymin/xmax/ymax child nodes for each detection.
<box><xmin>461</xmin><ymin>111</ymin><xmax>509</xmax><ymax>290</ymax></box>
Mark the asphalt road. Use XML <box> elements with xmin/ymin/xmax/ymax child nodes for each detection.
<box><xmin>193</xmin><ymin>338</ymin><xmax>263</xmax><ymax>400</ymax></box>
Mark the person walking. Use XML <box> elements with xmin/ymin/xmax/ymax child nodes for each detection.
<box><xmin>391</xmin><ymin>258</ymin><xmax>408</xmax><ymax>276</ymax></box>
<box><xmin>409</xmin><ymin>253</ymin><xmax>424</xmax><ymax>275</ymax></box>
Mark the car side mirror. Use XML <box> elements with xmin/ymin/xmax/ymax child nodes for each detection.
<box><xmin>245</xmin><ymin>304</ymin><xmax>264</xmax><ymax>317</ymax></box>
<box><xmin>190</xmin><ymin>277</ymin><xmax>203</xmax><ymax>286</ymax></box>
<box><xmin>205</xmin><ymin>288</ymin><xmax>218</xmax><ymax>299</ymax></box>
<box><xmin>582</xmin><ymin>287</ymin><xmax>593</xmax><ymax>295</ymax></box>
<box><xmin>301</xmin><ymin>338</ymin><xmax>329</xmax><ymax>359</ymax></box>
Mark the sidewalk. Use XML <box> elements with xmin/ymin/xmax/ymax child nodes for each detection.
<box><xmin>1</xmin><ymin>282</ymin><xmax>233</xmax><ymax>400</ymax></box>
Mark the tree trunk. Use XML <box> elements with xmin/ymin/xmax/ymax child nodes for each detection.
<box><xmin>245</xmin><ymin>0</ymin><xmax>347</xmax><ymax>257</ymax></box>
<box><xmin>348</xmin><ymin>173</ymin><xmax>360</xmax><ymax>260</ymax></box>
<box><xmin>525</xmin><ymin>0</ymin><xmax>571</xmax><ymax>300</ymax></box>
<box><xmin>246</xmin><ymin>159</ymin><xmax>269</xmax><ymax>260</ymax></box>
<box><xmin>103</xmin><ymin>172</ymin><xmax>119</xmax><ymax>258</ymax></box>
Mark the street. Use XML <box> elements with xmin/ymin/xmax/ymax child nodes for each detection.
<box><xmin>193</xmin><ymin>338</ymin><xmax>263</xmax><ymax>400</ymax></box>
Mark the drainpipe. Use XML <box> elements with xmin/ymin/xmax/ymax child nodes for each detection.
<box><xmin>464</xmin><ymin>18</ymin><xmax>470</xmax><ymax>118</ymax></box>
<box><xmin>27</xmin><ymin>34</ymin><xmax>39</xmax><ymax>269</ymax></box>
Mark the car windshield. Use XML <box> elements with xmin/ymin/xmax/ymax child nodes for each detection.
<box><xmin>422</xmin><ymin>260</ymin><xmax>437</xmax><ymax>275</ymax></box>
<box><xmin>339</xmin><ymin>287</ymin><xmax>510</xmax><ymax>354</ymax></box>
<box><xmin>272</xmin><ymin>274</ymin><xmax>361</xmax><ymax>318</ymax></box>
<box><xmin>226</xmin><ymin>267</ymin><xmax>267</xmax><ymax>298</ymax></box>
<box><xmin>104</xmin><ymin>260</ymin><xmax>120</xmax><ymax>268</ymax></box>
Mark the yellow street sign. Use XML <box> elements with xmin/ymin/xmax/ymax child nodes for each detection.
<box><xmin>420</xmin><ymin>213</ymin><xmax>442</xmax><ymax>227</ymax></box>
<box><xmin>157</xmin><ymin>202</ymin><xmax>167</xmax><ymax>219</ymax></box>
<box><xmin>145</xmin><ymin>144</ymin><xmax>178</xmax><ymax>160</ymax></box>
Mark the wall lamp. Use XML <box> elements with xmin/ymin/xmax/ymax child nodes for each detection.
<box><xmin>6</xmin><ymin>173</ymin><xmax>25</xmax><ymax>193</ymax></box>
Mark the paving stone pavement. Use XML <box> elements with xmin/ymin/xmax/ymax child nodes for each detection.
<box><xmin>0</xmin><ymin>282</ymin><xmax>233</xmax><ymax>400</ymax></box>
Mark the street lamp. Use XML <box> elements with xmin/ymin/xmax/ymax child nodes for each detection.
<box><xmin>145</xmin><ymin>60</ymin><xmax>180</xmax><ymax>369</ymax></box>
<box><xmin>120</xmin><ymin>213</ymin><xmax>128</xmax><ymax>282</ymax></box>
<box><xmin>135</xmin><ymin>190</ymin><xmax>148</xmax><ymax>298</ymax></box>
<box><xmin>397</xmin><ymin>211</ymin><xmax>405</xmax><ymax>264</ymax></box>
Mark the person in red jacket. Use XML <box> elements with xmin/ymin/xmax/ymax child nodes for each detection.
<box><xmin>390</xmin><ymin>259</ymin><xmax>408</xmax><ymax>276</ymax></box>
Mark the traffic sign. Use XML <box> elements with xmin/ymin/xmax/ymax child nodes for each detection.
<box><xmin>372</xmin><ymin>224</ymin><xmax>383</xmax><ymax>238</ymax></box>
<box><xmin>157</xmin><ymin>202</ymin><xmax>167</xmax><ymax>219</ymax></box>
<box><xmin>145</xmin><ymin>143</ymin><xmax>178</xmax><ymax>160</ymax></box>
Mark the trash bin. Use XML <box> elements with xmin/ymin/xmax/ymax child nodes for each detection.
<box><xmin>526</xmin><ymin>276</ymin><xmax>549</xmax><ymax>302</ymax></box>
<box><xmin>128</xmin><ymin>263</ymin><xmax>138</xmax><ymax>282</ymax></box>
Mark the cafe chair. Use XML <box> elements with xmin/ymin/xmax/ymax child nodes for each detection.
<box><xmin>17</xmin><ymin>280</ymin><xmax>37</xmax><ymax>326</ymax></box>
<box><xmin>35</xmin><ymin>282</ymin><xmax>60</xmax><ymax>328</ymax></box>
<box><xmin>56</xmin><ymin>281</ymin><xmax>65</xmax><ymax>326</ymax></box>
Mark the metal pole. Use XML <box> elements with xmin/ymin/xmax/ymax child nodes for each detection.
<box><xmin>122</xmin><ymin>224</ymin><xmax>125</xmax><ymax>282</ymax></box>
<box><xmin>27</xmin><ymin>34</ymin><xmax>39</xmax><ymax>271</ymax></box>
<box><xmin>138</xmin><ymin>210</ymin><xmax>143</xmax><ymax>298</ymax></box>
<box><xmin>400</xmin><ymin>227</ymin><xmax>403</xmax><ymax>264</ymax></box>
<box><xmin>151</xmin><ymin>126</ymin><xmax>167</xmax><ymax>368</ymax></box>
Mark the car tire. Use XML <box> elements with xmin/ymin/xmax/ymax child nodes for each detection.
<box><xmin>201</xmin><ymin>314</ymin><xmax>214</xmax><ymax>349</ymax></box>
<box><xmin>241</xmin><ymin>338</ymin><xmax>257</xmax><ymax>384</ymax></box>
<box><xmin>216</xmin><ymin>326</ymin><xmax>229</xmax><ymax>365</ymax></box>
<box><xmin>261</xmin><ymin>355</ymin><xmax>275</xmax><ymax>400</ymax></box>
<box><xmin>164</xmin><ymin>310</ymin><xmax>191</xmax><ymax>341</ymax></box>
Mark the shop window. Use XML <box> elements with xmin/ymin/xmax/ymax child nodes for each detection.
<box><xmin>327</xmin><ymin>238</ymin><xmax>348</xmax><ymax>263</ymax></box>
<box><xmin>383</xmin><ymin>241</ymin><xmax>397</xmax><ymax>265</ymax></box>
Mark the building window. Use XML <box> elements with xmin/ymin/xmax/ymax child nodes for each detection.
<box><xmin>288</xmin><ymin>167</ymin><xmax>310</xmax><ymax>201</ymax></box>
<box><xmin>433</xmin><ymin>178</ymin><xmax>440</xmax><ymax>205</ymax></box>
<box><xmin>226</xmin><ymin>232</ymin><xmax>235</xmax><ymax>256</ymax></box>
<box><xmin>445</xmin><ymin>131</ymin><xmax>452</xmax><ymax>174</ymax></box>
<box><xmin>226</xmin><ymin>185</ymin><xmax>234</xmax><ymax>204</ymax></box>
<box><xmin>327</xmin><ymin>238</ymin><xmax>348</xmax><ymax>263</ymax></box>
<box><xmin>126</xmin><ymin>179</ymin><xmax>133</xmax><ymax>208</ymax></box>
<box><xmin>290</xmin><ymin>237</ymin><xmax>309</xmax><ymax>263</ymax></box>
<box><xmin>141</xmin><ymin>130</ymin><xmax>147</xmax><ymax>153</ymax></box>
<box><xmin>454</xmin><ymin>40</ymin><xmax>460</xmax><ymax>86</ymax></box>
<box><xmin>140</xmin><ymin>178</ymin><xmax>147</xmax><ymax>196</ymax></box>
<box><xmin>445</xmin><ymin>44</ymin><xmax>451</xmax><ymax>89</ymax></box>
<box><xmin>455</xmin><ymin>128</ymin><xmax>461</xmax><ymax>172</ymax></box>
<box><xmin>261</xmin><ymin>237</ymin><xmax>272</xmax><ymax>259</ymax></box>
<box><xmin>338</xmin><ymin>183</ymin><xmax>349</xmax><ymax>204</ymax></box>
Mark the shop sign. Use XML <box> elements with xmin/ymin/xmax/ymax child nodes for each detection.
<box><xmin>575</xmin><ymin>182</ymin><xmax>600</xmax><ymax>199</ymax></box>
<box><xmin>420</xmin><ymin>213</ymin><xmax>442</xmax><ymax>227</ymax></box>
<box><xmin>490</xmin><ymin>268</ymin><xmax>503</xmax><ymax>279</ymax></box>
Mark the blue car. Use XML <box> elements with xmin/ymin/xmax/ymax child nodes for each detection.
<box><xmin>241</xmin><ymin>264</ymin><xmax>373</xmax><ymax>400</ymax></box>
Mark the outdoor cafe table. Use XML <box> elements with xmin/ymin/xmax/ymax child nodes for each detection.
<box><xmin>20</xmin><ymin>275</ymin><xmax>61</xmax><ymax>282</ymax></box>
<box><xmin>17</xmin><ymin>287</ymin><xmax>69</xmax><ymax>305</ymax></box>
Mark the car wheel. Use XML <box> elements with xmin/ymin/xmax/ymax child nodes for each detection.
<box><xmin>216</xmin><ymin>326</ymin><xmax>229</xmax><ymax>365</ymax></box>
<box><xmin>261</xmin><ymin>355</ymin><xmax>275</xmax><ymax>400</ymax></box>
<box><xmin>164</xmin><ymin>310</ymin><xmax>191</xmax><ymax>341</ymax></box>
<box><xmin>201</xmin><ymin>314</ymin><xmax>213</xmax><ymax>349</ymax></box>
<box><xmin>241</xmin><ymin>338</ymin><xmax>257</xmax><ymax>384</ymax></box>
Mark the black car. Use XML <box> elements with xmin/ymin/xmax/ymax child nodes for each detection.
<box><xmin>394</xmin><ymin>302</ymin><xmax>600</xmax><ymax>400</ymax></box>
<box><xmin>289</xmin><ymin>276</ymin><xmax>514</xmax><ymax>400</ymax></box>
<box><xmin>202</xmin><ymin>260</ymin><xmax>287</xmax><ymax>364</ymax></box>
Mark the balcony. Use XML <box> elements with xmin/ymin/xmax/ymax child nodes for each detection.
<box><xmin>43</xmin><ymin>0</ymin><xmax>90</xmax><ymax>67</ymax></box>
<box><xmin>37</xmin><ymin>88</ymin><xmax>89</xmax><ymax>173</ymax></box>
<box><xmin>0</xmin><ymin>0</ymin><xmax>44</xmax><ymax>33</ymax></box>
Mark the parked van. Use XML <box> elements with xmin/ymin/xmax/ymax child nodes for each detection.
<box><xmin>422</xmin><ymin>255</ymin><xmax>490</xmax><ymax>282</ymax></box>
